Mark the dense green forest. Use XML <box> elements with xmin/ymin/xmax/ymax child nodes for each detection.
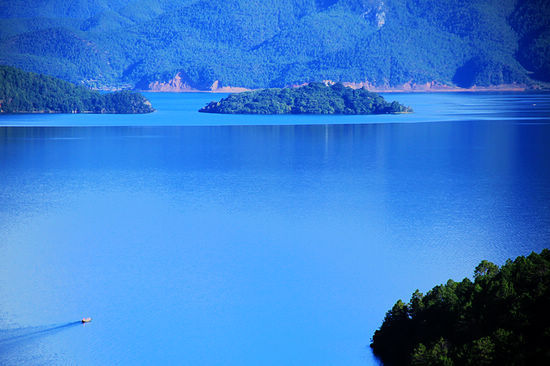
<box><xmin>0</xmin><ymin>65</ymin><xmax>154</xmax><ymax>113</ymax></box>
<box><xmin>199</xmin><ymin>82</ymin><xmax>411</xmax><ymax>114</ymax></box>
<box><xmin>0</xmin><ymin>0</ymin><xmax>548</xmax><ymax>89</ymax></box>
<box><xmin>371</xmin><ymin>249</ymin><xmax>550</xmax><ymax>366</ymax></box>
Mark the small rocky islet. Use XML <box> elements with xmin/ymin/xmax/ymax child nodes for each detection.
<box><xmin>199</xmin><ymin>82</ymin><xmax>412</xmax><ymax>115</ymax></box>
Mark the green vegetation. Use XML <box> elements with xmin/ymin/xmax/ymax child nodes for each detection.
<box><xmin>510</xmin><ymin>0</ymin><xmax>550</xmax><ymax>81</ymax></box>
<box><xmin>371</xmin><ymin>249</ymin><xmax>550</xmax><ymax>366</ymax></box>
<box><xmin>0</xmin><ymin>0</ymin><xmax>548</xmax><ymax>89</ymax></box>
<box><xmin>0</xmin><ymin>65</ymin><xmax>154</xmax><ymax>113</ymax></box>
<box><xmin>199</xmin><ymin>82</ymin><xmax>411</xmax><ymax>114</ymax></box>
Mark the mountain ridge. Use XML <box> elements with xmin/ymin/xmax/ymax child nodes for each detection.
<box><xmin>0</xmin><ymin>0</ymin><xmax>548</xmax><ymax>90</ymax></box>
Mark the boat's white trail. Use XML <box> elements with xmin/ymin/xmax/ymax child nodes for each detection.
<box><xmin>0</xmin><ymin>321</ymin><xmax>81</xmax><ymax>345</ymax></box>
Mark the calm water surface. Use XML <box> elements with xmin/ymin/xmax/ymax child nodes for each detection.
<box><xmin>0</xmin><ymin>93</ymin><xmax>549</xmax><ymax>365</ymax></box>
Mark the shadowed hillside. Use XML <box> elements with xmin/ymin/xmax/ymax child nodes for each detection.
<box><xmin>0</xmin><ymin>0</ymin><xmax>548</xmax><ymax>89</ymax></box>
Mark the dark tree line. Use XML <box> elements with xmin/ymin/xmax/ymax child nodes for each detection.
<box><xmin>371</xmin><ymin>249</ymin><xmax>550</xmax><ymax>366</ymax></box>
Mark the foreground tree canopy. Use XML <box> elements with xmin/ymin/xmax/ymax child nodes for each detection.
<box><xmin>199</xmin><ymin>82</ymin><xmax>412</xmax><ymax>114</ymax></box>
<box><xmin>0</xmin><ymin>65</ymin><xmax>154</xmax><ymax>114</ymax></box>
<box><xmin>371</xmin><ymin>249</ymin><xmax>550</xmax><ymax>366</ymax></box>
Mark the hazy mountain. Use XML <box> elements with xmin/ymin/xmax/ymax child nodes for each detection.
<box><xmin>0</xmin><ymin>0</ymin><xmax>548</xmax><ymax>89</ymax></box>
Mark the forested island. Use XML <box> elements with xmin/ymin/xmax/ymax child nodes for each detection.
<box><xmin>371</xmin><ymin>249</ymin><xmax>550</xmax><ymax>366</ymax></box>
<box><xmin>199</xmin><ymin>82</ymin><xmax>412</xmax><ymax>114</ymax></box>
<box><xmin>0</xmin><ymin>65</ymin><xmax>154</xmax><ymax>114</ymax></box>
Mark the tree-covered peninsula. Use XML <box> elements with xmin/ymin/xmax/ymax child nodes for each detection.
<box><xmin>0</xmin><ymin>65</ymin><xmax>154</xmax><ymax>114</ymax></box>
<box><xmin>371</xmin><ymin>249</ymin><xmax>550</xmax><ymax>366</ymax></box>
<box><xmin>199</xmin><ymin>82</ymin><xmax>411</xmax><ymax>114</ymax></box>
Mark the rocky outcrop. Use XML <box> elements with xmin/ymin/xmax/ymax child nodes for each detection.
<box><xmin>139</xmin><ymin>72</ymin><xmax>250</xmax><ymax>93</ymax></box>
<box><xmin>360</xmin><ymin>0</ymin><xmax>386</xmax><ymax>29</ymax></box>
<box><xmin>322</xmin><ymin>80</ymin><xmax>527</xmax><ymax>92</ymax></box>
<box><xmin>139</xmin><ymin>72</ymin><xmax>528</xmax><ymax>94</ymax></box>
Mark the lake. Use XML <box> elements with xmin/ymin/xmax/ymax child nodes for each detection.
<box><xmin>1</xmin><ymin>92</ymin><xmax>549</xmax><ymax>365</ymax></box>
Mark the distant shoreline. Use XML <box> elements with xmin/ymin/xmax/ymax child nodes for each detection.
<box><xmin>0</xmin><ymin>110</ymin><xmax>154</xmax><ymax>115</ymax></box>
<box><xmin>136</xmin><ymin>82</ymin><xmax>541</xmax><ymax>94</ymax></box>
<box><xmin>139</xmin><ymin>87</ymin><xmax>529</xmax><ymax>93</ymax></box>
<box><xmin>352</xmin><ymin>86</ymin><xmax>528</xmax><ymax>93</ymax></box>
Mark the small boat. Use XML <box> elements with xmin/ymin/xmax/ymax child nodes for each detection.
<box><xmin>81</xmin><ymin>317</ymin><xmax>92</xmax><ymax>323</ymax></box>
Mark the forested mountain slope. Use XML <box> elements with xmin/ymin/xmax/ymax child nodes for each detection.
<box><xmin>0</xmin><ymin>0</ymin><xmax>548</xmax><ymax>90</ymax></box>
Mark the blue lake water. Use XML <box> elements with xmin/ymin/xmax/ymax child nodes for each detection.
<box><xmin>0</xmin><ymin>92</ymin><xmax>549</xmax><ymax>365</ymax></box>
